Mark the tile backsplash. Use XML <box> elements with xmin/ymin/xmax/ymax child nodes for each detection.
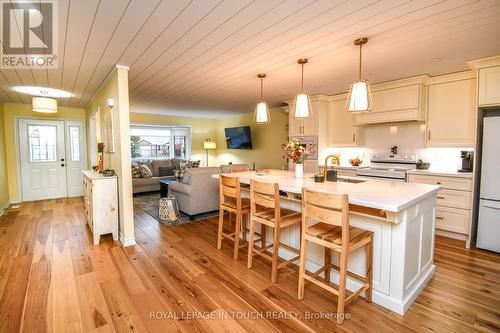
<box><xmin>320</xmin><ymin>122</ymin><xmax>473</xmax><ymax>170</ymax></box>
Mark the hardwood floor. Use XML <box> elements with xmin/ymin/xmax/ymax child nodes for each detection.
<box><xmin>1</xmin><ymin>197</ymin><xmax>499</xmax><ymax>332</ymax></box>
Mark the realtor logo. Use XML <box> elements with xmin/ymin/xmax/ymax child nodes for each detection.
<box><xmin>1</xmin><ymin>0</ymin><xmax>58</xmax><ymax>68</ymax></box>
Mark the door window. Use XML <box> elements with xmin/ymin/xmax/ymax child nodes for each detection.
<box><xmin>28</xmin><ymin>125</ymin><xmax>57</xmax><ymax>162</ymax></box>
<box><xmin>69</xmin><ymin>126</ymin><xmax>80</xmax><ymax>161</ymax></box>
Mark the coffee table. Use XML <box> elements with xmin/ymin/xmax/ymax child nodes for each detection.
<box><xmin>159</xmin><ymin>179</ymin><xmax>177</xmax><ymax>197</ymax></box>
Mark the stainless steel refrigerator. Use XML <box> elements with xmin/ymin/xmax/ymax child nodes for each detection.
<box><xmin>477</xmin><ymin>116</ymin><xmax>500</xmax><ymax>253</ymax></box>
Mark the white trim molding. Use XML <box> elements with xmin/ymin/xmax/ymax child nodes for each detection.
<box><xmin>120</xmin><ymin>232</ymin><xmax>136</xmax><ymax>247</ymax></box>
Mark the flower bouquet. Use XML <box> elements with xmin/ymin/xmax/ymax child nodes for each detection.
<box><xmin>281</xmin><ymin>139</ymin><xmax>314</xmax><ymax>177</ymax></box>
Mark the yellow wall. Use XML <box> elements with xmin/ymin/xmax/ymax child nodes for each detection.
<box><xmin>0</xmin><ymin>103</ymin><xmax>9</xmax><ymax>209</ymax></box>
<box><xmin>129</xmin><ymin>112</ymin><xmax>218</xmax><ymax>166</ymax></box>
<box><xmin>2</xmin><ymin>102</ymin><xmax>85</xmax><ymax>202</ymax></box>
<box><xmin>214</xmin><ymin>108</ymin><xmax>288</xmax><ymax>169</ymax></box>
<box><xmin>129</xmin><ymin>108</ymin><xmax>288</xmax><ymax>169</ymax></box>
<box><xmin>86</xmin><ymin>66</ymin><xmax>134</xmax><ymax>243</ymax></box>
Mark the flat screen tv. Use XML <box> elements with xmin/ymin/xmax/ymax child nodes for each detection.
<box><xmin>225</xmin><ymin>126</ymin><xmax>253</xmax><ymax>149</ymax></box>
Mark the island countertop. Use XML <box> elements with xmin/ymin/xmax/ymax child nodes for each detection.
<box><xmin>214</xmin><ymin>170</ymin><xmax>441</xmax><ymax>213</ymax></box>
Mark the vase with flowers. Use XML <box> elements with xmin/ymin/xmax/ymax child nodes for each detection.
<box><xmin>281</xmin><ymin>139</ymin><xmax>313</xmax><ymax>178</ymax></box>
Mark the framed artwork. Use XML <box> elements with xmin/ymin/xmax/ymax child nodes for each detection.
<box><xmin>103</xmin><ymin>107</ymin><xmax>115</xmax><ymax>153</ymax></box>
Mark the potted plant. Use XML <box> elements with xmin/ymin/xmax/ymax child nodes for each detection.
<box><xmin>281</xmin><ymin>139</ymin><xmax>313</xmax><ymax>178</ymax></box>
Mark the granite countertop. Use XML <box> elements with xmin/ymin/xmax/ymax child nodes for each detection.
<box><xmin>407</xmin><ymin>169</ymin><xmax>473</xmax><ymax>178</ymax></box>
<box><xmin>214</xmin><ymin>170</ymin><xmax>441</xmax><ymax>213</ymax></box>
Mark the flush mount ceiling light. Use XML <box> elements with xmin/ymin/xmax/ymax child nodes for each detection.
<box><xmin>347</xmin><ymin>37</ymin><xmax>373</xmax><ymax>113</ymax></box>
<box><xmin>254</xmin><ymin>73</ymin><xmax>270</xmax><ymax>124</ymax></box>
<box><xmin>32</xmin><ymin>97</ymin><xmax>58</xmax><ymax>113</ymax></box>
<box><xmin>12</xmin><ymin>86</ymin><xmax>73</xmax><ymax>98</ymax></box>
<box><xmin>293</xmin><ymin>58</ymin><xmax>311</xmax><ymax>118</ymax></box>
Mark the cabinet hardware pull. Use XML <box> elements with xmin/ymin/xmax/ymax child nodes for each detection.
<box><xmin>428</xmin><ymin>131</ymin><xmax>431</xmax><ymax>141</ymax></box>
<box><xmin>352</xmin><ymin>133</ymin><xmax>355</xmax><ymax>142</ymax></box>
<box><xmin>436</xmin><ymin>181</ymin><xmax>441</xmax><ymax>185</ymax></box>
<box><xmin>436</xmin><ymin>196</ymin><xmax>445</xmax><ymax>199</ymax></box>
<box><xmin>436</xmin><ymin>216</ymin><xmax>444</xmax><ymax>220</ymax></box>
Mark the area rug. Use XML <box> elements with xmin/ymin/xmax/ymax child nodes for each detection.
<box><xmin>134</xmin><ymin>193</ymin><xmax>218</xmax><ymax>227</ymax></box>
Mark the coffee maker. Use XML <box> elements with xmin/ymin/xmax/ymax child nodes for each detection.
<box><xmin>459</xmin><ymin>151</ymin><xmax>474</xmax><ymax>172</ymax></box>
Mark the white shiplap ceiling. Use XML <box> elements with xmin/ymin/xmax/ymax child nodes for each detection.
<box><xmin>0</xmin><ymin>0</ymin><xmax>499</xmax><ymax>117</ymax></box>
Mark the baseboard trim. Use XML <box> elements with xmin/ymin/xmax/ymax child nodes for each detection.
<box><xmin>0</xmin><ymin>200</ymin><xmax>10</xmax><ymax>216</ymax></box>
<box><xmin>119</xmin><ymin>233</ymin><xmax>136</xmax><ymax>247</ymax></box>
<box><xmin>436</xmin><ymin>229</ymin><xmax>468</xmax><ymax>242</ymax></box>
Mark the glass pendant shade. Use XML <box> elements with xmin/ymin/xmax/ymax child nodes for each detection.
<box><xmin>254</xmin><ymin>101</ymin><xmax>270</xmax><ymax>123</ymax></box>
<box><xmin>294</xmin><ymin>93</ymin><xmax>311</xmax><ymax>118</ymax></box>
<box><xmin>32</xmin><ymin>97</ymin><xmax>58</xmax><ymax>113</ymax></box>
<box><xmin>348</xmin><ymin>79</ymin><xmax>372</xmax><ymax>112</ymax></box>
<box><xmin>254</xmin><ymin>73</ymin><xmax>271</xmax><ymax>124</ymax></box>
<box><xmin>348</xmin><ymin>37</ymin><xmax>372</xmax><ymax>113</ymax></box>
<box><xmin>294</xmin><ymin>58</ymin><xmax>310</xmax><ymax>118</ymax></box>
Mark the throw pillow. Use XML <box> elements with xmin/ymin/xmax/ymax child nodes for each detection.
<box><xmin>139</xmin><ymin>164</ymin><xmax>153</xmax><ymax>178</ymax></box>
<box><xmin>137</xmin><ymin>160</ymin><xmax>153</xmax><ymax>174</ymax></box>
<box><xmin>158</xmin><ymin>166</ymin><xmax>174</xmax><ymax>177</ymax></box>
<box><xmin>182</xmin><ymin>170</ymin><xmax>191</xmax><ymax>184</ymax></box>
<box><xmin>170</xmin><ymin>159</ymin><xmax>182</xmax><ymax>170</ymax></box>
<box><xmin>174</xmin><ymin>169</ymin><xmax>184</xmax><ymax>181</ymax></box>
<box><xmin>131</xmin><ymin>165</ymin><xmax>142</xmax><ymax>179</ymax></box>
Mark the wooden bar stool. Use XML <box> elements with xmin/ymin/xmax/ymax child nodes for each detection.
<box><xmin>298</xmin><ymin>188</ymin><xmax>373</xmax><ymax>324</ymax></box>
<box><xmin>247</xmin><ymin>180</ymin><xmax>302</xmax><ymax>283</ymax></box>
<box><xmin>217</xmin><ymin>175</ymin><xmax>250</xmax><ymax>260</ymax></box>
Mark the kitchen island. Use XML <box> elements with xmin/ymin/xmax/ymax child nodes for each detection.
<box><xmin>213</xmin><ymin>170</ymin><xmax>441</xmax><ymax>315</ymax></box>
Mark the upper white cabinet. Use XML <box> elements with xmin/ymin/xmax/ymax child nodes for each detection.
<box><xmin>327</xmin><ymin>96</ymin><xmax>359</xmax><ymax>146</ymax></box>
<box><xmin>354</xmin><ymin>76</ymin><xmax>428</xmax><ymax>125</ymax></box>
<box><xmin>426</xmin><ymin>74</ymin><xmax>477</xmax><ymax>147</ymax></box>
<box><xmin>478</xmin><ymin>66</ymin><xmax>500</xmax><ymax>106</ymax></box>
<box><xmin>289</xmin><ymin>100</ymin><xmax>319</xmax><ymax>137</ymax></box>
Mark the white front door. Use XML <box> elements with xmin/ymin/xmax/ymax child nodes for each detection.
<box><xmin>19</xmin><ymin>119</ymin><xmax>67</xmax><ymax>201</ymax></box>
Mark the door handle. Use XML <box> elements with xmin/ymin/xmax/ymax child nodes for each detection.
<box><xmin>61</xmin><ymin>158</ymin><xmax>65</xmax><ymax>161</ymax></box>
<box><xmin>61</xmin><ymin>163</ymin><xmax>65</xmax><ymax>167</ymax></box>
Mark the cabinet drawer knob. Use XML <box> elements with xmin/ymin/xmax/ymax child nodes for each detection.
<box><xmin>436</xmin><ymin>181</ymin><xmax>442</xmax><ymax>185</ymax></box>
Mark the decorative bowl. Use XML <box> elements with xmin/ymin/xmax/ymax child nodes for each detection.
<box><xmin>102</xmin><ymin>169</ymin><xmax>115</xmax><ymax>177</ymax></box>
<box><xmin>416</xmin><ymin>161</ymin><xmax>430</xmax><ymax>170</ymax></box>
<box><xmin>349</xmin><ymin>156</ymin><xmax>363</xmax><ymax>167</ymax></box>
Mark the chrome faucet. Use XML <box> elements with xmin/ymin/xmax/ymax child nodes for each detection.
<box><xmin>324</xmin><ymin>154</ymin><xmax>340</xmax><ymax>180</ymax></box>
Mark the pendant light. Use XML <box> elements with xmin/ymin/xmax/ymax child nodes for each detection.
<box><xmin>254</xmin><ymin>73</ymin><xmax>270</xmax><ymax>123</ymax></box>
<box><xmin>294</xmin><ymin>58</ymin><xmax>311</xmax><ymax>118</ymax></box>
<box><xmin>347</xmin><ymin>37</ymin><xmax>372</xmax><ymax>113</ymax></box>
<box><xmin>32</xmin><ymin>97</ymin><xmax>58</xmax><ymax>113</ymax></box>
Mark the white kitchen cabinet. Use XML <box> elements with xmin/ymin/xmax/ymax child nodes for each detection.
<box><xmin>354</xmin><ymin>77</ymin><xmax>428</xmax><ymax>125</ymax></box>
<box><xmin>83</xmin><ymin>170</ymin><xmax>119</xmax><ymax>245</ymax></box>
<box><xmin>288</xmin><ymin>100</ymin><xmax>318</xmax><ymax>136</ymax></box>
<box><xmin>327</xmin><ymin>96</ymin><xmax>359</xmax><ymax>146</ymax></box>
<box><xmin>426</xmin><ymin>78</ymin><xmax>476</xmax><ymax>147</ymax></box>
<box><xmin>408</xmin><ymin>172</ymin><xmax>473</xmax><ymax>240</ymax></box>
<box><xmin>478</xmin><ymin>66</ymin><xmax>500</xmax><ymax>106</ymax></box>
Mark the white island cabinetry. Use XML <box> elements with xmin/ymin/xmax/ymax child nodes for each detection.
<box><xmin>214</xmin><ymin>170</ymin><xmax>440</xmax><ymax>315</ymax></box>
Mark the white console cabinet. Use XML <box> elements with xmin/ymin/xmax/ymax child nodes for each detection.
<box><xmin>82</xmin><ymin>170</ymin><xmax>119</xmax><ymax>245</ymax></box>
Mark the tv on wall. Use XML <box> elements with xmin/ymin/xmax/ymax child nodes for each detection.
<box><xmin>225</xmin><ymin>126</ymin><xmax>253</xmax><ymax>149</ymax></box>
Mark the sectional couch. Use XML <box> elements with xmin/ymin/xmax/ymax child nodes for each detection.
<box><xmin>132</xmin><ymin>159</ymin><xmax>185</xmax><ymax>194</ymax></box>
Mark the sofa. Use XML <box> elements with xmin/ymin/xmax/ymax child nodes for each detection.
<box><xmin>168</xmin><ymin>167</ymin><xmax>221</xmax><ymax>219</ymax></box>
<box><xmin>132</xmin><ymin>159</ymin><xmax>185</xmax><ymax>194</ymax></box>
